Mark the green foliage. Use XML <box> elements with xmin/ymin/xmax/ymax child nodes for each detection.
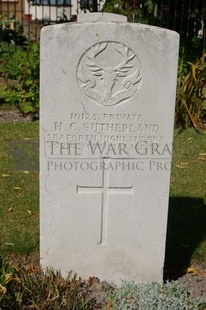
<box><xmin>0</xmin><ymin>14</ymin><xmax>26</xmax><ymax>46</ymax></box>
<box><xmin>0</xmin><ymin>42</ymin><xmax>40</xmax><ymax>116</ymax></box>
<box><xmin>176</xmin><ymin>53</ymin><xmax>206</xmax><ymax>128</ymax></box>
<box><xmin>103</xmin><ymin>0</ymin><xmax>124</xmax><ymax>14</ymax></box>
<box><xmin>0</xmin><ymin>256</ymin><xmax>16</xmax><ymax>291</ymax></box>
<box><xmin>0</xmin><ymin>255</ymin><xmax>21</xmax><ymax>308</ymax></box>
<box><xmin>103</xmin><ymin>0</ymin><xmax>155</xmax><ymax>23</ymax></box>
<box><xmin>0</xmin><ymin>257</ymin><xmax>95</xmax><ymax>309</ymax></box>
<box><xmin>106</xmin><ymin>281</ymin><xmax>205</xmax><ymax>310</ymax></box>
<box><xmin>144</xmin><ymin>0</ymin><xmax>155</xmax><ymax>15</ymax></box>
<box><xmin>103</xmin><ymin>1</ymin><xmax>206</xmax><ymax>130</ymax></box>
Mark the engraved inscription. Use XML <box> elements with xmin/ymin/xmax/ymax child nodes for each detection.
<box><xmin>77</xmin><ymin>158</ymin><xmax>134</xmax><ymax>245</ymax></box>
<box><xmin>44</xmin><ymin>113</ymin><xmax>173</xmax><ymax>160</ymax></box>
<box><xmin>77</xmin><ymin>42</ymin><xmax>142</xmax><ymax>106</ymax></box>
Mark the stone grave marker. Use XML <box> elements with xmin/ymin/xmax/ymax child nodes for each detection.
<box><xmin>40</xmin><ymin>13</ymin><xmax>179</xmax><ymax>283</ymax></box>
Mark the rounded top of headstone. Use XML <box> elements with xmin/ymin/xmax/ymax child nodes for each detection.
<box><xmin>77</xmin><ymin>13</ymin><xmax>127</xmax><ymax>23</ymax></box>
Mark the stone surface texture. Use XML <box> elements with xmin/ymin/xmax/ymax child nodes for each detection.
<box><xmin>40</xmin><ymin>13</ymin><xmax>179</xmax><ymax>284</ymax></box>
<box><xmin>77</xmin><ymin>12</ymin><xmax>127</xmax><ymax>22</ymax></box>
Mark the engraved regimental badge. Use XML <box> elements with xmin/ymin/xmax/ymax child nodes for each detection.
<box><xmin>77</xmin><ymin>42</ymin><xmax>142</xmax><ymax>106</ymax></box>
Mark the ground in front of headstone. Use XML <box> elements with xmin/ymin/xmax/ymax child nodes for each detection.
<box><xmin>0</xmin><ymin>108</ymin><xmax>38</xmax><ymax>122</ymax></box>
<box><xmin>7</xmin><ymin>254</ymin><xmax>206</xmax><ymax>309</ymax></box>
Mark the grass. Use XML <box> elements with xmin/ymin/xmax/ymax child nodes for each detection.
<box><xmin>0</xmin><ymin>122</ymin><xmax>205</xmax><ymax>278</ymax></box>
<box><xmin>170</xmin><ymin>129</ymin><xmax>206</xmax><ymax>197</ymax></box>
<box><xmin>0</xmin><ymin>122</ymin><xmax>39</xmax><ymax>255</ymax></box>
<box><xmin>165</xmin><ymin>128</ymin><xmax>206</xmax><ymax>278</ymax></box>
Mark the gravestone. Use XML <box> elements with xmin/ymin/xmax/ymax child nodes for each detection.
<box><xmin>40</xmin><ymin>13</ymin><xmax>179</xmax><ymax>283</ymax></box>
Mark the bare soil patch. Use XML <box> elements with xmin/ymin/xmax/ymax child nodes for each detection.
<box><xmin>0</xmin><ymin>109</ymin><xmax>37</xmax><ymax>122</ymax></box>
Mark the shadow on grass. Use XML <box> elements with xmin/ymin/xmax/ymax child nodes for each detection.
<box><xmin>164</xmin><ymin>196</ymin><xmax>206</xmax><ymax>280</ymax></box>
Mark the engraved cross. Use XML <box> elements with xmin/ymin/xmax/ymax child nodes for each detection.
<box><xmin>77</xmin><ymin>158</ymin><xmax>134</xmax><ymax>246</ymax></box>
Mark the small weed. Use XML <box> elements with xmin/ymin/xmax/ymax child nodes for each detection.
<box><xmin>176</xmin><ymin>54</ymin><xmax>206</xmax><ymax>128</ymax></box>
<box><xmin>0</xmin><ymin>255</ymin><xmax>21</xmax><ymax>308</ymax></box>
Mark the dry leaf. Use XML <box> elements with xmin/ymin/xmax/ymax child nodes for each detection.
<box><xmin>13</xmin><ymin>186</ymin><xmax>21</xmax><ymax>190</ymax></box>
<box><xmin>106</xmin><ymin>300</ymin><xmax>113</xmax><ymax>310</ymax></box>
<box><xmin>198</xmin><ymin>156</ymin><xmax>206</xmax><ymax>161</ymax></box>
<box><xmin>175</xmin><ymin>165</ymin><xmax>186</xmax><ymax>169</ymax></box>
<box><xmin>26</xmin><ymin>210</ymin><xmax>32</xmax><ymax>216</ymax></box>
<box><xmin>0</xmin><ymin>284</ymin><xmax>7</xmax><ymax>296</ymax></box>
<box><xmin>7</xmin><ymin>208</ymin><xmax>13</xmax><ymax>212</ymax></box>
<box><xmin>9</xmin><ymin>218</ymin><xmax>13</xmax><ymax>223</ymax></box>
<box><xmin>2</xmin><ymin>174</ymin><xmax>9</xmax><ymax>177</ymax></box>
<box><xmin>23</xmin><ymin>171</ymin><xmax>29</xmax><ymax>174</ymax></box>
<box><xmin>199</xmin><ymin>153</ymin><xmax>206</xmax><ymax>156</ymax></box>
<box><xmin>3</xmin><ymin>243</ymin><xmax>14</xmax><ymax>247</ymax></box>
<box><xmin>187</xmin><ymin>137</ymin><xmax>193</xmax><ymax>141</ymax></box>
<box><xmin>88</xmin><ymin>277</ymin><xmax>94</xmax><ymax>287</ymax></box>
<box><xmin>87</xmin><ymin>276</ymin><xmax>99</xmax><ymax>287</ymax></box>
<box><xmin>175</xmin><ymin>162</ymin><xmax>189</xmax><ymax>169</ymax></box>
<box><xmin>24</xmin><ymin>263</ymin><xmax>39</xmax><ymax>274</ymax></box>
<box><xmin>180</xmin><ymin>161</ymin><xmax>189</xmax><ymax>165</ymax></box>
<box><xmin>187</xmin><ymin>266</ymin><xmax>198</xmax><ymax>274</ymax></box>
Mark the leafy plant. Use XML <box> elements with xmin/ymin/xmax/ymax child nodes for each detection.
<box><xmin>0</xmin><ymin>255</ymin><xmax>16</xmax><ymax>295</ymax></box>
<box><xmin>103</xmin><ymin>0</ymin><xmax>156</xmax><ymax>23</ymax></box>
<box><xmin>106</xmin><ymin>281</ymin><xmax>206</xmax><ymax>310</ymax></box>
<box><xmin>0</xmin><ymin>257</ymin><xmax>96</xmax><ymax>309</ymax></box>
<box><xmin>176</xmin><ymin>53</ymin><xmax>206</xmax><ymax>129</ymax></box>
<box><xmin>0</xmin><ymin>14</ymin><xmax>26</xmax><ymax>46</ymax></box>
<box><xmin>18</xmin><ymin>267</ymin><xmax>95</xmax><ymax>309</ymax></box>
<box><xmin>0</xmin><ymin>255</ymin><xmax>22</xmax><ymax>308</ymax></box>
<box><xmin>0</xmin><ymin>41</ymin><xmax>40</xmax><ymax>116</ymax></box>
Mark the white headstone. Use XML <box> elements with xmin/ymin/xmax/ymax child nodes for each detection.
<box><xmin>40</xmin><ymin>13</ymin><xmax>179</xmax><ymax>284</ymax></box>
<box><xmin>77</xmin><ymin>12</ymin><xmax>127</xmax><ymax>23</ymax></box>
